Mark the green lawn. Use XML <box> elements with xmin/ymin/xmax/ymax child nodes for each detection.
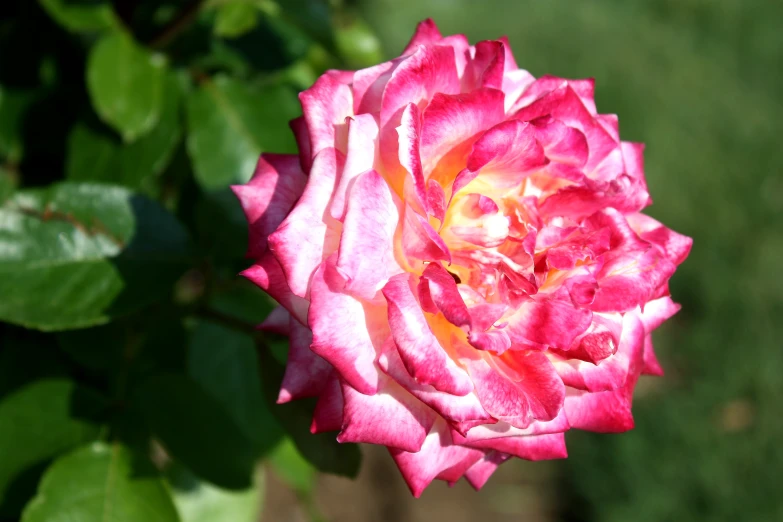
<box><xmin>357</xmin><ymin>1</ymin><xmax>783</xmax><ymax>520</ymax></box>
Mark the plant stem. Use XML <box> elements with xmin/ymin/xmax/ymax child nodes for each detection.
<box><xmin>196</xmin><ymin>306</ymin><xmax>259</xmax><ymax>335</ymax></box>
<box><xmin>148</xmin><ymin>0</ymin><xmax>206</xmax><ymax>49</ymax></box>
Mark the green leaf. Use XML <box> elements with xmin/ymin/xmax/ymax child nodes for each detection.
<box><xmin>131</xmin><ymin>374</ymin><xmax>259</xmax><ymax>489</ymax></box>
<box><xmin>266</xmin><ymin>438</ymin><xmax>326</xmax><ymax>521</ymax></box>
<box><xmin>186</xmin><ymin>76</ymin><xmax>299</xmax><ymax>190</ymax></box>
<box><xmin>0</xmin><ymin>165</ymin><xmax>17</xmax><ymax>204</ymax></box>
<box><xmin>194</xmin><ymin>187</ymin><xmax>249</xmax><ymax>260</ymax></box>
<box><xmin>21</xmin><ymin>442</ymin><xmax>180</xmax><ymax>522</ymax></box>
<box><xmin>214</xmin><ymin>2</ymin><xmax>260</xmax><ymax>38</ymax></box>
<box><xmin>267</xmin><ymin>438</ymin><xmax>315</xmax><ymax>493</ymax></box>
<box><xmin>259</xmin><ymin>350</ymin><xmax>362</xmax><ymax>478</ymax></box>
<box><xmin>57</xmin><ymin>322</ymin><xmax>123</xmax><ymax>375</ymax></box>
<box><xmin>0</xmin><ymin>182</ymin><xmax>191</xmax><ymax>331</ymax></box>
<box><xmin>38</xmin><ymin>0</ymin><xmax>118</xmax><ymax>33</ymax></box>
<box><xmin>64</xmin><ymin>124</ymin><xmax>118</xmax><ymax>185</ymax></box>
<box><xmin>168</xmin><ymin>463</ymin><xmax>261</xmax><ymax>522</ymax></box>
<box><xmin>209</xmin><ymin>276</ymin><xmax>277</xmax><ymax>325</ymax></box>
<box><xmin>219</xmin><ymin>14</ymin><xmax>311</xmax><ymax>72</ymax></box>
<box><xmin>87</xmin><ymin>32</ymin><xmax>166</xmax><ymax>142</ymax></box>
<box><xmin>67</xmin><ymin>74</ymin><xmax>182</xmax><ymax>193</ymax></box>
<box><xmin>121</xmin><ymin>74</ymin><xmax>183</xmax><ymax>190</ymax></box>
<box><xmin>0</xmin><ymin>330</ymin><xmax>69</xmax><ymax>399</ymax></box>
<box><xmin>188</xmin><ymin>320</ymin><xmax>284</xmax><ymax>455</ymax></box>
<box><xmin>0</xmin><ymin>86</ymin><xmax>37</xmax><ymax>163</ymax></box>
<box><xmin>203</xmin><ymin>273</ymin><xmax>284</xmax><ymax>362</ymax></box>
<box><xmin>57</xmin><ymin>312</ymin><xmax>187</xmax><ymax>380</ymax></box>
<box><xmin>0</xmin><ymin>380</ymin><xmax>106</xmax><ymax>517</ymax></box>
<box><xmin>334</xmin><ymin>13</ymin><xmax>384</xmax><ymax>68</ymax></box>
<box><xmin>275</xmin><ymin>0</ymin><xmax>336</xmax><ymax>52</ymax></box>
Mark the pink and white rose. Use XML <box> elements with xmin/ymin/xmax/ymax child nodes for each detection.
<box><xmin>234</xmin><ymin>19</ymin><xmax>691</xmax><ymax>495</ymax></box>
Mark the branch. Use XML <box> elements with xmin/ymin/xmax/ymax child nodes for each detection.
<box><xmin>196</xmin><ymin>307</ymin><xmax>272</xmax><ymax>352</ymax></box>
<box><xmin>148</xmin><ymin>0</ymin><xmax>206</xmax><ymax>50</ymax></box>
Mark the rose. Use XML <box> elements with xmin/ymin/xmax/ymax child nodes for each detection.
<box><xmin>233</xmin><ymin>19</ymin><xmax>692</xmax><ymax>495</ymax></box>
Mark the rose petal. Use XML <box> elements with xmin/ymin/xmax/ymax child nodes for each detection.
<box><xmin>464</xmin><ymin>350</ymin><xmax>565</xmax><ymax>428</ymax></box>
<box><xmin>397</xmin><ymin>103</ymin><xmax>428</xmax><ymax>210</ymax></box>
<box><xmin>402</xmin><ymin>18</ymin><xmax>443</xmax><ymax>55</ymax></box>
<box><xmin>277</xmin><ymin>316</ymin><xmax>333</xmax><ymax>403</ymax></box>
<box><xmin>401</xmin><ymin>205</ymin><xmax>452</xmax><ymax>264</ymax></box>
<box><xmin>419</xmin><ymin>263</ymin><xmax>472</xmax><ymax>328</ymax></box>
<box><xmin>505</xmin><ymin>297</ymin><xmax>592</xmax><ymax>350</ymax></box>
<box><xmin>463</xmin><ymin>40</ymin><xmax>505</xmax><ymax>91</ymax></box>
<box><xmin>513</xmin><ymin>83</ymin><xmax>615</xmax><ymax>172</ymax></box>
<box><xmin>464</xmin><ymin>119</ymin><xmax>547</xmax><ymax>188</ymax></box>
<box><xmin>463</xmin><ymin>451</ymin><xmax>510</xmax><ymax>490</ymax></box>
<box><xmin>259</xmin><ymin>306</ymin><xmax>290</xmax><ymax>335</ymax></box>
<box><xmin>620</xmin><ymin>142</ymin><xmax>652</xmax><ymax>204</ymax></box>
<box><xmin>390</xmin><ymin>420</ymin><xmax>484</xmax><ymax>497</ymax></box>
<box><xmin>299</xmin><ymin>72</ymin><xmax>354</xmax><ymax>158</ymax></box>
<box><xmin>308</xmin><ymin>260</ymin><xmax>380</xmax><ymax>395</ymax></box>
<box><xmin>627</xmin><ymin>212</ymin><xmax>693</xmax><ymax>266</ymax></box>
<box><xmin>231</xmin><ymin>154</ymin><xmax>306</xmax><ymax>259</ymax></box>
<box><xmin>468</xmin><ymin>329</ymin><xmax>512</xmax><ymax>354</ymax></box>
<box><xmin>464</xmin><ymin>432</ymin><xmax>567</xmax><ymax>461</ymax></box>
<box><xmin>427</xmin><ymin>179</ymin><xmax>447</xmax><ymax>223</ymax></box>
<box><xmin>352</xmin><ymin>58</ymin><xmax>402</xmax><ymax>115</ymax></box>
<box><xmin>310</xmin><ymin>378</ymin><xmax>343</xmax><ymax>433</ymax></box>
<box><xmin>638</xmin><ymin>296</ymin><xmax>681</xmax><ymax>333</ymax></box>
<box><xmin>587</xmin><ymin>209</ymin><xmax>677</xmax><ymax>312</ymax></box>
<box><xmin>330</xmin><ymin>114</ymin><xmax>380</xmax><ymax>221</ymax></box>
<box><xmin>553</xmin><ymin>311</ymin><xmax>644</xmax><ymax>392</ymax></box>
<box><xmin>240</xmin><ymin>253</ymin><xmax>309</xmax><ymax>325</ymax></box>
<box><xmin>641</xmin><ymin>334</ymin><xmax>664</xmax><ymax>376</ymax></box>
<box><xmin>459</xmin><ymin>406</ymin><xmax>570</xmax><ymax>441</ymax></box>
<box><xmin>269</xmin><ymin>148</ymin><xmax>345</xmax><ymax>298</ymax></box>
<box><xmin>564</xmin><ymin>313</ymin><xmax>645</xmax><ymax>432</ymax></box>
<box><xmin>380</xmin><ymin>45</ymin><xmax>460</xmax><ymax>176</ymax></box>
<box><xmin>289</xmin><ymin>116</ymin><xmax>313</xmax><ymax>173</ymax></box>
<box><xmin>383</xmin><ymin>274</ymin><xmax>474</xmax><ymax>396</ymax></box>
<box><xmin>502</xmin><ymin>69</ymin><xmax>536</xmax><ymax>113</ymax></box>
<box><xmin>379</xmin><ymin>341</ymin><xmax>494</xmax><ymax>433</ymax></box>
<box><xmin>336</xmin><ymin>170</ymin><xmax>401</xmax><ymax>299</ymax></box>
<box><xmin>420</xmin><ymin>88</ymin><xmax>506</xmax><ymax>177</ymax></box>
<box><xmin>338</xmin><ymin>374</ymin><xmax>436</xmax><ymax>452</ymax></box>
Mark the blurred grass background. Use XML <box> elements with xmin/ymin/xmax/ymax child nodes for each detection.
<box><xmin>345</xmin><ymin>0</ymin><xmax>783</xmax><ymax>521</ymax></box>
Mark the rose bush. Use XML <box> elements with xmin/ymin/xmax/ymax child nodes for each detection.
<box><xmin>234</xmin><ymin>19</ymin><xmax>692</xmax><ymax>495</ymax></box>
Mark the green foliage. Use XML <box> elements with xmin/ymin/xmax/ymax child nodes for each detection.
<box><xmin>21</xmin><ymin>442</ymin><xmax>180</xmax><ymax>522</ymax></box>
<box><xmin>4</xmin><ymin>0</ymin><xmax>778</xmax><ymax>519</ymax></box>
<box><xmin>0</xmin><ymin>380</ymin><xmax>105</xmax><ymax>517</ymax></box>
<box><xmin>260</xmin><ymin>352</ymin><xmax>362</xmax><ymax>479</ymax></box>
<box><xmin>0</xmin><ymin>88</ymin><xmax>36</xmax><ymax>162</ymax></box>
<box><xmin>187</xmin><ymin>321</ymin><xmax>283</xmax><ymax>455</ymax></box>
<box><xmin>67</xmin><ymin>74</ymin><xmax>182</xmax><ymax>193</ymax></box>
<box><xmin>185</xmin><ymin>76</ymin><xmax>299</xmax><ymax>189</ymax></box>
<box><xmin>213</xmin><ymin>2</ymin><xmax>259</xmax><ymax>39</ymax></box>
<box><xmin>38</xmin><ymin>0</ymin><xmax>119</xmax><ymax>34</ymax></box>
<box><xmin>131</xmin><ymin>373</ymin><xmax>260</xmax><ymax>490</ymax></box>
<box><xmin>0</xmin><ymin>167</ymin><xmax>17</xmax><ymax>204</ymax></box>
<box><xmin>0</xmin><ymin>0</ymin><xmax>372</xmax><ymax>519</ymax></box>
<box><xmin>0</xmin><ymin>182</ymin><xmax>190</xmax><ymax>330</ymax></box>
<box><xmin>87</xmin><ymin>32</ymin><xmax>167</xmax><ymax>142</ymax></box>
<box><xmin>167</xmin><ymin>463</ymin><xmax>261</xmax><ymax>522</ymax></box>
<box><xmin>267</xmin><ymin>438</ymin><xmax>316</xmax><ymax>493</ymax></box>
